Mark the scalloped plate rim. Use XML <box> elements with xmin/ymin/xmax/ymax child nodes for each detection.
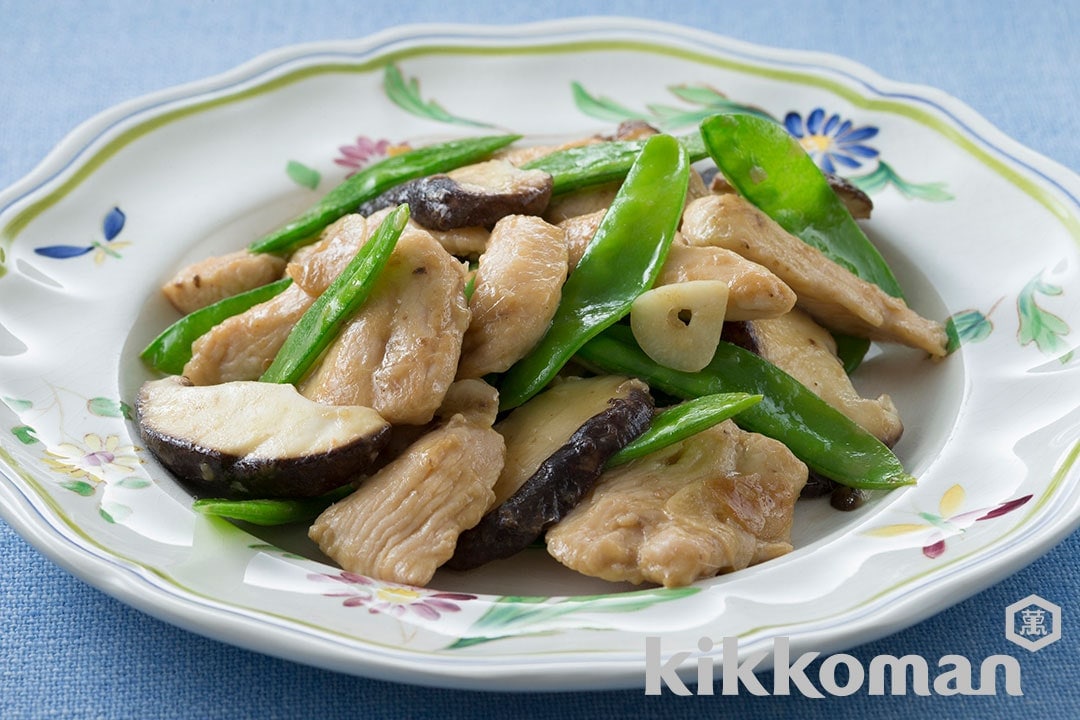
<box><xmin>1</xmin><ymin>17</ymin><xmax>1079</xmax><ymax>691</ymax></box>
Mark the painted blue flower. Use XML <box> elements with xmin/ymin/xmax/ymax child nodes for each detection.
<box><xmin>35</xmin><ymin>207</ymin><xmax>129</xmax><ymax>263</ymax></box>
<box><xmin>784</xmin><ymin>109</ymin><xmax>879</xmax><ymax>175</ymax></box>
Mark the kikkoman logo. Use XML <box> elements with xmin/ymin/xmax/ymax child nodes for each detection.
<box><xmin>1005</xmin><ymin>594</ymin><xmax>1062</xmax><ymax>652</ymax></box>
<box><xmin>645</xmin><ymin>637</ymin><xmax>1024</xmax><ymax>697</ymax></box>
<box><xmin>646</xmin><ymin>595</ymin><xmax>1061</xmax><ymax>696</ymax></box>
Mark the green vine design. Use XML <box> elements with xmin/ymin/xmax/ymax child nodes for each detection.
<box><xmin>848</xmin><ymin>161</ymin><xmax>954</xmax><ymax>202</ymax></box>
<box><xmin>383</xmin><ymin>64</ymin><xmax>495</xmax><ymax>128</ymax></box>
<box><xmin>1017</xmin><ymin>272</ymin><xmax>1071</xmax><ymax>357</ymax></box>
<box><xmin>571</xmin><ymin>81</ymin><xmax>769</xmax><ymax>129</ymax></box>
<box><xmin>448</xmin><ymin>585</ymin><xmax>700</xmax><ymax>649</ymax></box>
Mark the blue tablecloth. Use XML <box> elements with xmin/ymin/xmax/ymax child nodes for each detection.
<box><xmin>1</xmin><ymin>1</ymin><xmax>1077</xmax><ymax>718</ymax></box>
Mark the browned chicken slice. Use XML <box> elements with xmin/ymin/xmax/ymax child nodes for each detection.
<box><xmin>457</xmin><ymin>215</ymin><xmax>568</xmax><ymax>379</ymax></box>
<box><xmin>287</xmin><ymin>211</ymin><xmax>387</xmax><ymax>297</ymax></box>
<box><xmin>726</xmin><ymin>309</ymin><xmax>904</xmax><ymax>446</ymax></box>
<box><xmin>428</xmin><ymin>225</ymin><xmax>489</xmax><ymax>258</ymax></box>
<box><xmin>299</xmin><ymin>230</ymin><xmax>470</xmax><ymax>425</ymax></box>
<box><xmin>494</xmin><ymin>136</ymin><xmax>601</xmax><ymax>167</ymax></box>
<box><xmin>554</xmin><ymin>170</ymin><xmax>709</xmax><ymax>270</ymax></box>
<box><xmin>161</xmin><ymin>250</ymin><xmax>286</xmax><ymax>314</ymax></box>
<box><xmin>182</xmin><ymin>283</ymin><xmax>314</xmax><ymax>385</ymax></box>
<box><xmin>546</xmin><ymin>420</ymin><xmax>808</xmax><ymax>588</ymax></box>
<box><xmin>289</xmin><ymin>210</ymin><xmax>487</xmax><ymax>298</ymax></box>
<box><xmin>309</xmin><ymin>382</ymin><xmax>505</xmax><ymax>587</ymax></box>
<box><xmin>544</xmin><ymin>183</ymin><xmax>620</xmax><ymax>225</ymax></box>
<box><xmin>655</xmin><ymin>243</ymin><xmax>796</xmax><ymax>321</ymax></box>
<box><xmin>681</xmin><ymin>194</ymin><xmax>947</xmax><ymax>356</ymax></box>
<box><xmin>556</xmin><ymin>209</ymin><xmax>604</xmax><ymax>269</ymax></box>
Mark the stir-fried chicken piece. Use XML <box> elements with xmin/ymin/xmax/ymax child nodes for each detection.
<box><xmin>182</xmin><ymin>283</ymin><xmax>314</xmax><ymax>385</ymax></box>
<box><xmin>309</xmin><ymin>380</ymin><xmax>505</xmax><ymax>586</ymax></box>
<box><xmin>161</xmin><ymin>250</ymin><xmax>286</xmax><ymax>315</ymax></box>
<box><xmin>287</xmin><ymin>212</ymin><xmax>381</xmax><ymax>297</ymax></box>
<box><xmin>553</xmin><ymin>169</ymin><xmax>709</xmax><ymax>270</ymax></box>
<box><xmin>656</xmin><ymin>243</ymin><xmax>796</xmax><ymax>321</ymax></box>
<box><xmin>546</xmin><ymin>420</ymin><xmax>807</xmax><ymax>588</ymax></box>
<box><xmin>427</xmin><ymin>225</ymin><xmax>490</xmax><ymax>258</ymax></box>
<box><xmin>494</xmin><ymin>136</ymin><xmax>599</xmax><ymax>167</ymax></box>
<box><xmin>299</xmin><ymin>229</ymin><xmax>470</xmax><ymax>425</ymax></box>
<box><xmin>556</xmin><ymin>209</ymin><xmax>605</xmax><ymax>269</ymax></box>
<box><xmin>544</xmin><ymin>183</ymin><xmax>620</xmax><ymax>225</ymax></box>
<box><xmin>681</xmin><ymin>194</ymin><xmax>947</xmax><ymax>356</ymax></box>
<box><xmin>457</xmin><ymin>215</ymin><xmax>568</xmax><ymax>379</ymax></box>
<box><xmin>725</xmin><ymin>309</ymin><xmax>904</xmax><ymax>446</ymax></box>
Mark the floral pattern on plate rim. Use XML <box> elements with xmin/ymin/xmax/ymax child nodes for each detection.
<box><xmin>0</xmin><ymin>24</ymin><xmax>1076</xmax><ymax>673</ymax></box>
<box><xmin>4</xmin><ymin>60</ymin><xmax>1077</xmax><ymax>607</ymax></box>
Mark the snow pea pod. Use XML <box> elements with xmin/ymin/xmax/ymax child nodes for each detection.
<box><xmin>498</xmin><ymin>133</ymin><xmax>690</xmax><ymax>410</ymax></box>
<box><xmin>522</xmin><ymin>132</ymin><xmax>707</xmax><ymax>195</ymax></box>
<box><xmin>260</xmin><ymin>205</ymin><xmax>408</xmax><ymax>385</ymax></box>
<box><xmin>140</xmin><ymin>277</ymin><xmax>293</xmax><ymax>375</ymax></box>
<box><xmin>192</xmin><ymin>484</ymin><xmax>353</xmax><ymax>526</ymax></box>
<box><xmin>700</xmin><ymin>113</ymin><xmax>905</xmax><ymax>299</ymax></box>
<box><xmin>606</xmin><ymin>392</ymin><xmax>762</xmax><ymax>467</ymax></box>
<box><xmin>249</xmin><ymin>134</ymin><xmax>519</xmax><ymax>255</ymax></box>
<box><xmin>577</xmin><ymin>325</ymin><xmax>915</xmax><ymax>490</ymax></box>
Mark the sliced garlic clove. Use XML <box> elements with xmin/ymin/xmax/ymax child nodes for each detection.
<box><xmin>630</xmin><ymin>280</ymin><xmax>729</xmax><ymax>372</ymax></box>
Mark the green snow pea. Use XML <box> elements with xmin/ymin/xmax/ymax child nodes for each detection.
<box><xmin>260</xmin><ymin>205</ymin><xmax>408</xmax><ymax>385</ymax></box>
<box><xmin>700</xmin><ymin>112</ymin><xmax>904</xmax><ymax>299</ymax></box>
<box><xmin>522</xmin><ymin>132</ymin><xmax>707</xmax><ymax>195</ymax></box>
<box><xmin>606</xmin><ymin>392</ymin><xmax>763</xmax><ymax>468</ymax></box>
<box><xmin>192</xmin><ymin>484</ymin><xmax>354</xmax><ymax>526</ymax></box>
<box><xmin>140</xmin><ymin>277</ymin><xmax>293</xmax><ymax>375</ymax></box>
<box><xmin>249</xmin><ymin>134</ymin><xmax>520</xmax><ymax>255</ymax></box>
<box><xmin>498</xmin><ymin>133</ymin><xmax>690</xmax><ymax>410</ymax></box>
<box><xmin>576</xmin><ymin>324</ymin><xmax>915</xmax><ymax>490</ymax></box>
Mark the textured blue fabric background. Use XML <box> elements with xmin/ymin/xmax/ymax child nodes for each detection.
<box><xmin>1</xmin><ymin>1</ymin><xmax>1078</xmax><ymax>718</ymax></box>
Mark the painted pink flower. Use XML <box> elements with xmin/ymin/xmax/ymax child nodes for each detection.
<box><xmin>310</xmin><ymin>571</ymin><xmax>475</xmax><ymax>620</ymax></box>
<box><xmin>866</xmin><ymin>485</ymin><xmax>1032</xmax><ymax>559</ymax></box>
<box><xmin>334</xmin><ymin>137</ymin><xmax>393</xmax><ymax>177</ymax></box>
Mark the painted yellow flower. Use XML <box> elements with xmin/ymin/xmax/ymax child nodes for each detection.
<box><xmin>43</xmin><ymin>433</ymin><xmax>141</xmax><ymax>483</ymax></box>
<box><xmin>865</xmin><ymin>484</ymin><xmax>1031</xmax><ymax>558</ymax></box>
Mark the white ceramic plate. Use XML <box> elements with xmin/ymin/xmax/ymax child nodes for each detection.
<box><xmin>1</xmin><ymin>18</ymin><xmax>1078</xmax><ymax>691</ymax></box>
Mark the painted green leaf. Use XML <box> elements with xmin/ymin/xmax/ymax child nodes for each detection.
<box><xmin>849</xmin><ymin>161</ymin><xmax>953</xmax><ymax>201</ymax></box>
<box><xmin>286</xmin><ymin>161</ymin><xmax>320</xmax><ymax>190</ymax></box>
<box><xmin>61</xmin><ymin>480</ymin><xmax>96</xmax><ymax>497</ymax></box>
<box><xmin>87</xmin><ymin>397</ymin><xmax>132</xmax><ymax>419</ymax></box>
<box><xmin>2</xmin><ymin>396</ymin><xmax>32</xmax><ymax>412</ymax></box>
<box><xmin>116</xmin><ymin>477</ymin><xmax>151</xmax><ymax>490</ymax></box>
<box><xmin>383</xmin><ymin>64</ymin><xmax>493</xmax><ymax>128</ymax></box>
<box><xmin>570</xmin><ymin>81</ymin><xmax>649</xmax><ymax>124</ymax></box>
<box><xmin>945</xmin><ymin>309</ymin><xmax>994</xmax><ymax>353</ymax></box>
<box><xmin>1017</xmin><ymin>273</ymin><xmax>1070</xmax><ymax>354</ymax></box>
<box><xmin>448</xmin><ymin>586</ymin><xmax>700</xmax><ymax>649</ymax></box>
<box><xmin>11</xmin><ymin>425</ymin><xmax>37</xmax><ymax>444</ymax></box>
<box><xmin>572</xmin><ymin>82</ymin><xmax>768</xmax><ymax>131</ymax></box>
<box><xmin>667</xmin><ymin>84</ymin><xmax>730</xmax><ymax>106</ymax></box>
<box><xmin>99</xmin><ymin>502</ymin><xmax>132</xmax><ymax>524</ymax></box>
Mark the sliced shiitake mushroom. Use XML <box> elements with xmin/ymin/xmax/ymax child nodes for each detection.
<box><xmin>446</xmin><ymin>375</ymin><xmax>654</xmax><ymax>571</ymax></box>
<box><xmin>136</xmin><ymin>376</ymin><xmax>390</xmax><ymax>499</ymax></box>
<box><xmin>357</xmin><ymin>159</ymin><xmax>553</xmax><ymax>231</ymax></box>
